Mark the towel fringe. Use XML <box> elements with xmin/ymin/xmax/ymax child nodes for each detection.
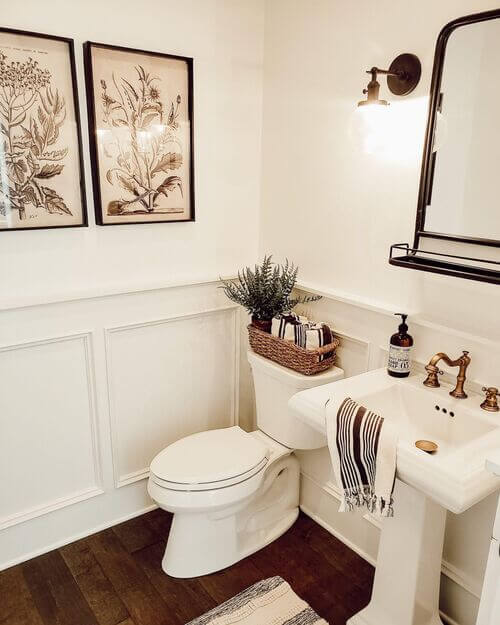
<box><xmin>342</xmin><ymin>486</ymin><xmax>394</xmax><ymax>518</ymax></box>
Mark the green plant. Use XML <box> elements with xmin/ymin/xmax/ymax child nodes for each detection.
<box><xmin>220</xmin><ymin>255</ymin><xmax>321</xmax><ymax>321</ymax></box>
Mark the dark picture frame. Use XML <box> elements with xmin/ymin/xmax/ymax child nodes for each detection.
<box><xmin>83</xmin><ymin>41</ymin><xmax>195</xmax><ymax>226</ymax></box>
<box><xmin>0</xmin><ymin>27</ymin><xmax>87</xmax><ymax>232</ymax></box>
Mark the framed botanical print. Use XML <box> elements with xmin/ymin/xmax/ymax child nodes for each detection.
<box><xmin>84</xmin><ymin>42</ymin><xmax>195</xmax><ymax>225</ymax></box>
<box><xmin>0</xmin><ymin>28</ymin><xmax>87</xmax><ymax>231</ymax></box>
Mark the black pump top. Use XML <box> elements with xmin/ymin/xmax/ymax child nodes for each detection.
<box><xmin>395</xmin><ymin>313</ymin><xmax>408</xmax><ymax>334</ymax></box>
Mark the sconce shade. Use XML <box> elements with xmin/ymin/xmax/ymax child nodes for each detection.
<box><xmin>357</xmin><ymin>98</ymin><xmax>389</xmax><ymax>107</ymax></box>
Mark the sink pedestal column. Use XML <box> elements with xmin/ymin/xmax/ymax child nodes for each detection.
<box><xmin>347</xmin><ymin>479</ymin><xmax>447</xmax><ymax>625</ymax></box>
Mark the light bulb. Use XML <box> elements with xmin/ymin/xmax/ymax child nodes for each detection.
<box><xmin>351</xmin><ymin>104</ymin><xmax>391</xmax><ymax>155</ymax></box>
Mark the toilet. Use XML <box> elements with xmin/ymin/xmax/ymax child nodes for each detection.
<box><xmin>147</xmin><ymin>350</ymin><xmax>344</xmax><ymax>578</ymax></box>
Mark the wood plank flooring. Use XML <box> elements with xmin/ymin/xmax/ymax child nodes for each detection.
<box><xmin>0</xmin><ymin>510</ymin><xmax>374</xmax><ymax>625</ymax></box>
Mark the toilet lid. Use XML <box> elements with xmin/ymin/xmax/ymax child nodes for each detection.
<box><xmin>150</xmin><ymin>426</ymin><xmax>269</xmax><ymax>486</ymax></box>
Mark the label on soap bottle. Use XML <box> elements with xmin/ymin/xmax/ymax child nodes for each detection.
<box><xmin>388</xmin><ymin>345</ymin><xmax>411</xmax><ymax>373</ymax></box>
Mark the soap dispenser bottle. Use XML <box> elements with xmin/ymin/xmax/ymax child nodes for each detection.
<box><xmin>388</xmin><ymin>313</ymin><xmax>413</xmax><ymax>378</ymax></box>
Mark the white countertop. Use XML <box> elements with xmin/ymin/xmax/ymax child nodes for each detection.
<box><xmin>486</xmin><ymin>449</ymin><xmax>500</xmax><ymax>476</ymax></box>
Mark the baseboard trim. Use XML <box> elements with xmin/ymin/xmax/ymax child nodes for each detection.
<box><xmin>440</xmin><ymin>613</ymin><xmax>461</xmax><ymax>625</ymax></box>
<box><xmin>301</xmin><ymin>471</ymin><xmax>481</xmax><ymax>599</ymax></box>
<box><xmin>301</xmin><ymin>502</ymin><xmax>462</xmax><ymax>625</ymax></box>
<box><xmin>300</xmin><ymin>472</ymin><xmax>479</xmax><ymax>625</ymax></box>
<box><xmin>0</xmin><ymin>503</ymin><xmax>158</xmax><ymax>571</ymax></box>
<box><xmin>300</xmin><ymin>503</ymin><xmax>376</xmax><ymax>567</ymax></box>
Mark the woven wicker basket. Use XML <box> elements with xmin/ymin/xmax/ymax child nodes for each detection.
<box><xmin>248</xmin><ymin>324</ymin><xmax>340</xmax><ymax>375</ymax></box>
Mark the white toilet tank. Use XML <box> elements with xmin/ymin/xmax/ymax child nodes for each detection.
<box><xmin>247</xmin><ymin>350</ymin><xmax>344</xmax><ymax>449</ymax></box>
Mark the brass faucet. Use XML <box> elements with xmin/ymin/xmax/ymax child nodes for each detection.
<box><xmin>423</xmin><ymin>351</ymin><xmax>471</xmax><ymax>399</ymax></box>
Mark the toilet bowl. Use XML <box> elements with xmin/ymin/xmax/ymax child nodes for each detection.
<box><xmin>147</xmin><ymin>350</ymin><xmax>344</xmax><ymax>578</ymax></box>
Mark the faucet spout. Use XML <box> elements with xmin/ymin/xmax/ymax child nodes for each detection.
<box><xmin>423</xmin><ymin>351</ymin><xmax>471</xmax><ymax>399</ymax></box>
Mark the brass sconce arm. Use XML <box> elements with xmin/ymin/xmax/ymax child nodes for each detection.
<box><xmin>358</xmin><ymin>54</ymin><xmax>421</xmax><ymax>107</ymax></box>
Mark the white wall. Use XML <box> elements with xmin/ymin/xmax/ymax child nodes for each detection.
<box><xmin>0</xmin><ymin>0</ymin><xmax>265</xmax><ymax>567</ymax></box>
<box><xmin>0</xmin><ymin>0</ymin><xmax>264</xmax><ymax>308</ymax></box>
<box><xmin>260</xmin><ymin>0</ymin><xmax>500</xmax><ymax>340</ymax></box>
<box><xmin>259</xmin><ymin>2</ymin><xmax>500</xmax><ymax>624</ymax></box>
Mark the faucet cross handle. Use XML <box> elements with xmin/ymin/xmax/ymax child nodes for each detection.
<box><xmin>423</xmin><ymin>364</ymin><xmax>444</xmax><ymax>388</ymax></box>
<box><xmin>481</xmin><ymin>387</ymin><xmax>499</xmax><ymax>413</ymax></box>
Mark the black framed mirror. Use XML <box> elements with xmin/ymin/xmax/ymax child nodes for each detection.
<box><xmin>390</xmin><ymin>9</ymin><xmax>500</xmax><ymax>285</ymax></box>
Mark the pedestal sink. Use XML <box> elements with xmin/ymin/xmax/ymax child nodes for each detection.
<box><xmin>289</xmin><ymin>368</ymin><xmax>500</xmax><ymax>625</ymax></box>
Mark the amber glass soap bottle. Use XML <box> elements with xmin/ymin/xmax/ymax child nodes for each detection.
<box><xmin>387</xmin><ymin>313</ymin><xmax>413</xmax><ymax>378</ymax></box>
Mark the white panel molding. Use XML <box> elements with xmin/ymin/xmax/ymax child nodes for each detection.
<box><xmin>104</xmin><ymin>305</ymin><xmax>240</xmax><ymax>488</ymax></box>
<box><xmin>0</xmin><ymin>332</ymin><xmax>103</xmax><ymax>530</ymax></box>
<box><xmin>231</xmin><ymin>307</ymin><xmax>241</xmax><ymax>431</ymax></box>
<box><xmin>322</xmin><ymin>329</ymin><xmax>371</xmax><ymax>378</ymax></box>
<box><xmin>297</xmin><ymin>300</ymin><xmax>371</xmax><ymax>373</ymax></box>
<box><xmin>0</xmin><ymin>486</ymin><xmax>104</xmax><ymax>532</ymax></box>
<box><xmin>301</xmin><ymin>471</ymin><xmax>481</xmax><ymax>602</ymax></box>
<box><xmin>377</xmin><ymin>344</ymin><xmax>389</xmax><ymax>369</ymax></box>
<box><xmin>297</xmin><ymin>280</ymin><xmax>499</xmax><ymax>361</ymax></box>
<box><xmin>441</xmin><ymin>560</ymin><xmax>482</xmax><ymax>601</ymax></box>
<box><xmin>440</xmin><ymin>614</ymin><xmax>461</xmax><ymax>625</ymax></box>
<box><xmin>295</xmin><ymin>280</ymin><xmax>410</xmax><ymax>317</ymax></box>
<box><xmin>412</xmin><ymin>316</ymin><xmax>500</xmax><ymax>352</ymax></box>
<box><xmin>335</xmin><ymin>330</ymin><xmax>371</xmax><ymax>372</ymax></box>
<box><xmin>0</xmin><ymin>275</ymin><xmax>237</xmax><ymax>313</ymax></box>
<box><xmin>0</xmin><ymin>503</ymin><xmax>158</xmax><ymax>572</ymax></box>
<box><xmin>300</xmin><ymin>472</ymin><xmax>377</xmax><ymax>566</ymax></box>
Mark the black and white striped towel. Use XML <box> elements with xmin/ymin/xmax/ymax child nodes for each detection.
<box><xmin>186</xmin><ymin>576</ymin><xmax>326</xmax><ymax>625</ymax></box>
<box><xmin>293</xmin><ymin>322</ymin><xmax>333</xmax><ymax>351</ymax></box>
<box><xmin>271</xmin><ymin>314</ymin><xmax>333</xmax><ymax>360</ymax></box>
<box><xmin>326</xmin><ymin>397</ymin><xmax>397</xmax><ymax>517</ymax></box>
<box><xmin>271</xmin><ymin>313</ymin><xmax>305</xmax><ymax>341</ymax></box>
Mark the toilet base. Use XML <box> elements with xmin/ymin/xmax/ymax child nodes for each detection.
<box><xmin>162</xmin><ymin>506</ymin><xmax>299</xmax><ymax>578</ymax></box>
<box><xmin>161</xmin><ymin>453</ymin><xmax>300</xmax><ymax>578</ymax></box>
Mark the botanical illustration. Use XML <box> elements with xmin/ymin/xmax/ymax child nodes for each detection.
<box><xmin>98</xmin><ymin>64</ymin><xmax>185</xmax><ymax>217</ymax></box>
<box><xmin>0</xmin><ymin>50</ymin><xmax>72</xmax><ymax>223</ymax></box>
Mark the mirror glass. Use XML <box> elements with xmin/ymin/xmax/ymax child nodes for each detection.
<box><xmin>424</xmin><ymin>18</ymin><xmax>500</xmax><ymax>243</ymax></box>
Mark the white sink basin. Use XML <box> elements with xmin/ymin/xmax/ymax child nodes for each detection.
<box><xmin>290</xmin><ymin>367</ymin><xmax>500</xmax><ymax>625</ymax></box>
<box><xmin>289</xmin><ymin>367</ymin><xmax>500</xmax><ymax>513</ymax></box>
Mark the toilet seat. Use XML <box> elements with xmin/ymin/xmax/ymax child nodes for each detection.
<box><xmin>150</xmin><ymin>426</ymin><xmax>270</xmax><ymax>492</ymax></box>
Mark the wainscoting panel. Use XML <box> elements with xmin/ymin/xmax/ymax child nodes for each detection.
<box><xmin>0</xmin><ymin>333</ymin><xmax>102</xmax><ymax>530</ymax></box>
<box><xmin>333</xmin><ymin>331</ymin><xmax>370</xmax><ymax>377</ymax></box>
<box><xmin>0</xmin><ymin>283</ymin><xmax>241</xmax><ymax>570</ymax></box>
<box><xmin>105</xmin><ymin>307</ymin><xmax>239</xmax><ymax>487</ymax></box>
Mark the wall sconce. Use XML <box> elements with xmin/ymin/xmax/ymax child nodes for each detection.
<box><xmin>357</xmin><ymin>53</ymin><xmax>421</xmax><ymax>107</ymax></box>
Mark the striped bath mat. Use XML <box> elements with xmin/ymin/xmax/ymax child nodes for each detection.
<box><xmin>186</xmin><ymin>576</ymin><xmax>327</xmax><ymax>625</ymax></box>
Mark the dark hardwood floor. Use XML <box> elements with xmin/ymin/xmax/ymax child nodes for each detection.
<box><xmin>0</xmin><ymin>510</ymin><xmax>374</xmax><ymax>625</ymax></box>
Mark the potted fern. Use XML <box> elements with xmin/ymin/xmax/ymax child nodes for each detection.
<box><xmin>220</xmin><ymin>256</ymin><xmax>320</xmax><ymax>333</ymax></box>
